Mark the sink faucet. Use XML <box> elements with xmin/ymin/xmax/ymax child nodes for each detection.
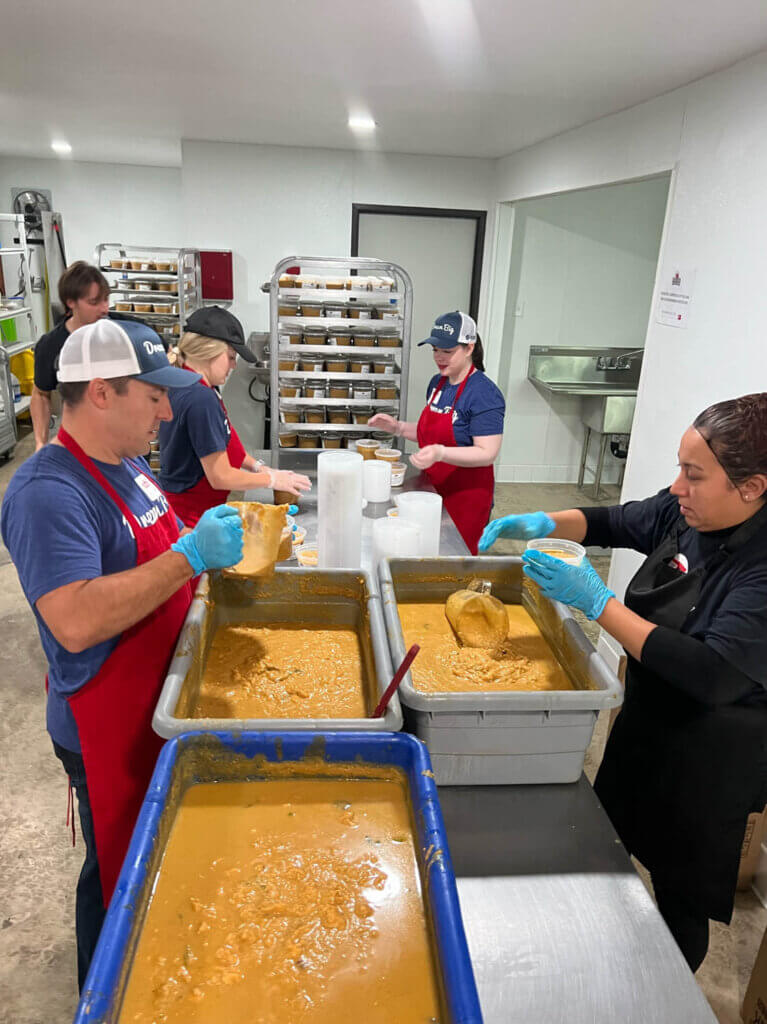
<box><xmin>596</xmin><ymin>350</ymin><xmax>643</xmax><ymax>372</ymax></box>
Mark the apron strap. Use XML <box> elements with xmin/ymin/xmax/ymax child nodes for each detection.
<box><xmin>57</xmin><ymin>428</ymin><xmax>140</xmax><ymax>530</ymax></box>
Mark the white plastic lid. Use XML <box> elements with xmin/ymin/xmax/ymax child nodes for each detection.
<box><xmin>526</xmin><ymin>537</ymin><xmax>586</xmax><ymax>566</ymax></box>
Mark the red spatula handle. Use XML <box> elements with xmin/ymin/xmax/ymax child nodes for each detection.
<box><xmin>372</xmin><ymin>643</ymin><xmax>420</xmax><ymax>719</ymax></box>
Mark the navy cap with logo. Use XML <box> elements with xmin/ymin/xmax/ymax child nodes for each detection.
<box><xmin>57</xmin><ymin>319</ymin><xmax>201</xmax><ymax>388</ymax></box>
<box><xmin>184</xmin><ymin>306</ymin><xmax>256</xmax><ymax>363</ymax></box>
<box><xmin>417</xmin><ymin>311</ymin><xmax>477</xmax><ymax>349</ymax></box>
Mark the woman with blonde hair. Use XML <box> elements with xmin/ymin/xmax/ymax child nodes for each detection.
<box><xmin>159</xmin><ymin>307</ymin><xmax>310</xmax><ymax>526</ymax></box>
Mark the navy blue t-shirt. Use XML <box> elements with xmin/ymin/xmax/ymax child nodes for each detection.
<box><xmin>425</xmin><ymin>370</ymin><xmax>505</xmax><ymax>446</ymax></box>
<box><xmin>583</xmin><ymin>489</ymin><xmax>767</xmax><ymax>688</ymax></box>
<box><xmin>159</xmin><ymin>382</ymin><xmax>230</xmax><ymax>493</ymax></box>
<box><xmin>1</xmin><ymin>446</ymin><xmax>182</xmax><ymax>752</ymax></box>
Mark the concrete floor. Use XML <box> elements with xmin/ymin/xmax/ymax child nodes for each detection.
<box><xmin>0</xmin><ymin>434</ymin><xmax>763</xmax><ymax>1022</ymax></box>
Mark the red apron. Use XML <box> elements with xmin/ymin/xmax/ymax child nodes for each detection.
<box><xmin>57</xmin><ymin>428</ymin><xmax>193</xmax><ymax>906</ymax></box>
<box><xmin>166</xmin><ymin>376</ymin><xmax>248</xmax><ymax>528</ymax></box>
<box><xmin>416</xmin><ymin>367</ymin><xmax>495</xmax><ymax>555</ymax></box>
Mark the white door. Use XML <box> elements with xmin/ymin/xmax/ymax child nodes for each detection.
<box><xmin>356</xmin><ymin>212</ymin><xmax>479</xmax><ymax>431</ymax></box>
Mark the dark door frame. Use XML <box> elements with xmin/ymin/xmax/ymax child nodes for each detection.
<box><xmin>350</xmin><ymin>203</ymin><xmax>486</xmax><ymax>321</ymax></box>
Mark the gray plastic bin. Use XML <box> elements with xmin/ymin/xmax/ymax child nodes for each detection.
<box><xmin>379</xmin><ymin>556</ymin><xmax>623</xmax><ymax>784</ymax></box>
<box><xmin>154</xmin><ymin>567</ymin><xmax>402</xmax><ymax>736</ymax></box>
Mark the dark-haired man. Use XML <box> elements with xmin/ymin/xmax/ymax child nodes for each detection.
<box><xmin>31</xmin><ymin>261</ymin><xmax>112</xmax><ymax>450</ymax></box>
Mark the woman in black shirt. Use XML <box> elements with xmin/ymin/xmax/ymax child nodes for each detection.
<box><xmin>480</xmin><ymin>393</ymin><xmax>767</xmax><ymax>972</ymax></box>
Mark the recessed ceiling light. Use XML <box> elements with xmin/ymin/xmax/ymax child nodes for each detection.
<box><xmin>51</xmin><ymin>140</ymin><xmax>72</xmax><ymax>156</ymax></box>
<box><xmin>348</xmin><ymin>115</ymin><xmax>376</xmax><ymax>133</ymax></box>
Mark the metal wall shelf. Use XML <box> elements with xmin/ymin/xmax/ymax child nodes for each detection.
<box><xmin>278</xmin><ymin>344</ymin><xmax>401</xmax><ymax>357</ymax></box>
<box><xmin>0</xmin><ymin>306</ymin><xmax>32</xmax><ymax>322</ymax></box>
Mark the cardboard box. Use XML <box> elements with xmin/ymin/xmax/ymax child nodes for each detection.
<box><xmin>743</xmin><ymin>927</ymin><xmax>767</xmax><ymax>1023</ymax></box>
<box><xmin>739</xmin><ymin>808</ymin><xmax>767</xmax><ymax>892</ymax></box>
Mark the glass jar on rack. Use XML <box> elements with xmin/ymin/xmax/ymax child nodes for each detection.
<box><xmin>301</xmin><ymin>324</ymin><xmax>328</xmax><ymax>345</ymax></box>
<box><xmin>350</xmin><ymin>356</ymin><xmax>372</xmax><ymax>374</ymax></box>
<box><xmin>279</xmin><ymin>382</ymin><xmax>303</xmax><ymax>398</ymax></box>
<box><xmin>373</xmin><ymin>356</ymin><xmax>395</xmax><ymax>375</ymax></box>
<box><xmin>279</xmin><ymin>406</ymin><xmax>302</xmax><ymax>424</ymax></box>
<box><xmin>324</xmin><ymin>302</ymin><xmax>348</xmax><ymax>318</ymax></box>
<box><xmin>299</xmin><ymin>355</ymin><xmax>326</xmax><ymax>373</ymax></box>
<box><xmin>304</xmin><ymin>405</ymin><xmax>326</xmax><ymax>425</ymax></box>
<box><xmin>279</xmin><ymin>329</ymin><xmax>302</xmax><ymax>346</ymax></box>
<box><xmin>300</xmin><ymin>297</ymin><xmax>324</xmax><ymax>317</ymax></box>
<box><xmin>298</xmin><ymin>433</ymin><xmax>320</xmax><ymax>449</ymax></box>
<box><xmin>352</xmin><ymin>380</ymin><xmax>375</xmax><ymax>401</ymax></box>
<box><xmin>352</xmin><ymin>324</ymin><xmax>376</xmax><ymax>347</ymax></box>
<box><xmin>325</xmin><ymin>356</ymin><xmax>349</xmax><ymax>373</ymax></box>
<box><xmin>278</xmin><ymin>296</ymin><xmax>300</xmax><ymax>317</ymax></box>
<box><xmin>348</xmin><ymin>301</ymin><xmax>374</xmax><ymax>320</ymax></box>
<box><xmin>321</xmin><ymin>432</ymin><xmax>344</xmax><ymax>449</ymax></box>
<box><xmin>279</xmin><ymin>430</ymin><xmax>299</xmax><ymax>447</ymax></box>
<box><xmin>374</xmin><ymin>302</ymin><xmax>400</xmax><ymax>321</ymax></box>
<box><xmin>375</xmin><ymin>381</ymin><xmax>399</xmax><ymax>400</ymax></box>
<box><xmin>376</xmin><ymin>328</ymin><xmax>401</xmax><ymax>348</ymax></box>
<box><xmin>327</xmin><ymin>408</ymin><xmax>351</xmax><ymax>424</ymax></box>
<box><xmin>328</xmin><ymin>381</ymin><xmax>351</xmax><ymax>400</ymax></box>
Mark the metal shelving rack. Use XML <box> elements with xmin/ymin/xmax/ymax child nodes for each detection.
<box><xmin>0</xmin><ymin>213</ymin><xmax>39</xmax><ymax>438</ymax></box>
<box><xmin>94</xmin><ymin>244</ymin><xmax>202</xmax><ymax>344</ymax></box>
<box><xmin>269</xmin><ymin>256</ymin><xmax>413</xmax><ymax>470</ymax></box>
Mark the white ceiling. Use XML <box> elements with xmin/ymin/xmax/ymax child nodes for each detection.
<box><xmin>2</xmin><ymin>0</ymin><xmax>767</xmax><ymax>167</ymax></box>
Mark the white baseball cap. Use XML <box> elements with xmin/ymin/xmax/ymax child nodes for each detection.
<box><xmin>58</xmin><ymin>319</ymin><xmax>200</xmax><ymax>388</ymax></box>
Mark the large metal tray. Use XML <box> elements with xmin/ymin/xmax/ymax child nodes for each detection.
<box><xmin>74</xmin><ymin>731</ymin><xmax>483</xmax><ymax>1024</ymax></box>
<box><xmin>154</xmin><ymin>568</ymin><xmax>402</xmax><ymax>735</ymax></box>
<box><xmin>379</xmin><ymin>556</ymin><xmax>623</xmax><ymax>712</ymax></box>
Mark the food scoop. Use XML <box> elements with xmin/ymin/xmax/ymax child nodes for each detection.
<box><xmin>445</xmin><ymin>578</ymin><xmax>508</xmax><ymax>649</ymax></box>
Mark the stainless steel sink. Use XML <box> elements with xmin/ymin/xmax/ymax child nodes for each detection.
<box><xmin>582</xmin><ymin>394</ymin><xmax>636</xmax><ymax>434</ymax></box>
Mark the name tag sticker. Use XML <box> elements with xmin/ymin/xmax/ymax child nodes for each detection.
<box><xmin>134</xmin><ymin>473</ymin><xmax>163</xmax><ymax>503</ymax></box>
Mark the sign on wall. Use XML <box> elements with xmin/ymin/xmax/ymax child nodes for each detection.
<box><xmin>656</xmin><ymin>265</ymin><xmax>696</xmax><ymax>328</ymax></box>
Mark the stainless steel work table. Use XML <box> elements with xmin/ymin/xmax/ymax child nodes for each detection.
<box><xmin>245</xmin><ymin>466</ymin><xmax>715</xmax><ymax>1023</ymax></box>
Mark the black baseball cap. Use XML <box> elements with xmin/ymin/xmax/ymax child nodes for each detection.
<box><xmin>184</xmin><ymin>306</ymin><xmax>256</xmax><ymax>363</ymax></box>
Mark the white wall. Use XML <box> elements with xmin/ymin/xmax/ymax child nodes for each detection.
<box><xmin>495</xmin><ymin>177</ymin><xmax>669</xmax><ymax>482</ymax></box>
<box><xmin>0</xmin><ymin>156</ymin><xmax>183</xmax><ymax>264</ymax></box>
<box><xmin>179</xmin><ymin>141</ymin><xmax>494</xmax><ymax>333</ymax></box>
<box><xmin>493</xmin><ymin>49</ymin><xmax>767</xmax><ymax>669</ymax></box>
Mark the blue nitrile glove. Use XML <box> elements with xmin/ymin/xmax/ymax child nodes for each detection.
<box><xmin>521</xmin><ymin>550</ymin><xmax>614</xmax><ymax>620</ymax></box>
<box><xmin>478</xmin><ymin>511</ymin><xmax>556</xmax><ymax>552</ymax></box>
<box><xmin>172</xmin><ymin>504</ymin><xmax>243</xmax><ymax>575</ymax></box>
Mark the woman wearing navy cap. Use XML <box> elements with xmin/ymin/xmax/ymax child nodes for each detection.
<box><xmin>159</xmin><ymin>306</ymin><xmax>310</xmax><ymax>527</ymax></box>
<box><xmin>369</xmin><ymin>311</ymin><xmax>505</xmax><ymax>553</ymax></box>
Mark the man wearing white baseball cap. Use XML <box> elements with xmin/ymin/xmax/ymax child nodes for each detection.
<box><xmin>369</xmin><ymin>310</ymin><xmax>505</xmax><ymax>553</ymax></box>
<box><xmin>1</xmin><ymin>318</ymin><xmax>244</xmax><ymax>989</ymax></box>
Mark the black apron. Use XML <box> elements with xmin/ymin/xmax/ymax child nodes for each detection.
<box><xmin>594</xmin><ymin>508</ymin><xmax>767</xmax><ymax>922</ymax></box>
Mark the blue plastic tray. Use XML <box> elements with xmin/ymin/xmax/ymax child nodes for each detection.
<box><xmin>74</xmin><ymin>730</ymin><xmax>483</xmax><ymax>1024</ymax></box>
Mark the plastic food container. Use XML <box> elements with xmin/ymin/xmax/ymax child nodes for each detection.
<box><xmin>296</xmin><ymin>546</ymin><xmax>319</xmax><ymax>567</ymax></box>
<box><xmin>526</xmin><ymin>538</ymin><xmax>586</xmax><ymax>566</ymax></box>
<box><xmin>299</xmin><ymin>357</ymin><xmax>325</xmax><ymax>372</ymax></box>
<box><xmin>109</xmin><ymin>258</ymin><xmax>127</xmax><ymax>269</ymax></box>
<box><xmin>324</xmin><ymin>302</ymin><xmax>348</xmax><ymax>318</ymax></box>
<box><xmin>390</xmin><ymin>462</ymin><xmax>407</xmax><ymax>487</ymax></box>
<box><xmin>356</xmin><ymin>438</ymin><xmax>380</xmax><ymax>460</ymax></box>
<box><xmin>348</xmin><ymin>301</ymin><xmax>373</xmax><ymax>320</ymax></box>
<box><xmin>302</xmin><ymin>324</ymin><xmax>327</xmax><ymax>345</ymax></box>
<box><xmin>155</xmin><ymin>261</ymin><xmax>171</xmax><ymax>272</ymax></box>
<box><xmin>157</xmin><ymin>282</ymin><xmax>175</xmax><ymax>293</ymax></box>
<box><xmin>305</xmin><ymin>379</ymin><xmax>327</xmax><ymax>399</ymax></box>
<box><xmin>301</xmin><ymin>298</ymin><xmax>323</xmax><ymax>317</ymax></box>
<box><xmin>352</xmin><ymin>381</ymin><xmax>374</xmax><ymax>401</ymax></box>
<box><xmin>372</xmin><ymin>431</ymin><xmax>395</xmax><ymax>446</ymax></box>
<box><xmin>373</xmin><ymin>357</ymin><xmax>395</xmax><ymax>375</ymax></box>
<box><xmin>298</xmin><ymin>433</ymin><xmax>320</xmax><ymax>448</ymax></box>
<box><xmin>278</xmin><ymin>274</ymin><xmax>296</xmax><ymax>288</ymax></box>
<box><xmin>304</xmin><ymin>406</ymin><xmax>326</xmax><ymax>425</ymax></box>
<box><xmin>375</xmin><ymin>382</ymin><xmax>398</xmax><ymax>400</ymax></box>
<box><xmin>279</xmin><ymin>406</ymin><xmax>301</xmax><ymax>424</ymax></box>
<box><xmin>114</xmin><ymin>302</ymin><xmax>133</xmax><ymax>312</ymax></box>
<box><xmin>352</xmin><ymin>325</ymin><xmax>376</xmax><ymax>347</ymax></box>
<box><xmin>278</xmin><ymin>297</ymin><xmax>300</xmax><ymax>317</ymax></box>
<box><xmin>322</xmin><ymin>432</ymin><xmax>343</xmax><ymax>449</ymax></box>
<box><xmin>353</xmin><ymin>407</ymin><xmax>374</xmax><ymax>425</ymax></box>
<box><xmin>133</xmin><ymin>303</ymin><xmax>153</xmax><ymax>313</ymax></box>
<box><xmin>129</xmin><ymin>259</ymin><xmax>145</xmax><ymax>270</ymax></box>
<box><xmin>329</xmin><ymin>382</ymin><xmax>351</xmax><ymax>399</ymax></box>
<box><xmin>375</xmin><ymin>447</ymin><xmax>400</xmax><ymax>464</ymax></box>
<box><xmin>325</xmin><ymin>277</ymin><xmax>346</xmax><ymax>290</ymax></box>
<box><xmin>377</xmin><ymin>330</ymin><xmax>401</xmax><ymax>348</ymax></box>
<box><xmin>279</xmin><ymin>330</ymin><xmax>303</xmax><ymax>346</ymax></box>
<box><xmin>378</xmin><ymin>557</ymin><xmax>624</xmax><ymax>786</ymax></box>
<box><xmin>374</xmin><ymin>303</ymin><xmax>400</xmax><ymax>321</ymax></box>
<box><xmin>279</xmin><ymin>431</ymin><xmax>298</xmax><ymax>447</ymax></box>
<box><xmin>154</xmin><ymin>570</ymin><xmax>403</xmax><ymax>733</ymax></box>
<box><xmin>325</xmin><ymin>357</ymin><xmax>349</xmax><ymax>373</ymax></box>
<box><xmin>279</xmin><ymin>357</ymin><xmax>299</xmax><ymax>371</ymax></box>
<box><xmin>328</xmin><ymin>409</ymin><xmax>350</xmax><ymax>424</ymax></box>
<box><xmin>279</xmin><ymin>383</ymin><xmax>302</xmax><ymax>398</ymax></box>
<box><xmin>152</xmin><ymin>303</ymin><xmax>172</xmax><ymax>314</ymax></box>
<box><xmin>328</xmin><ymin>325</ymin><xmax>355</xmax><ymax>346</ymax></box>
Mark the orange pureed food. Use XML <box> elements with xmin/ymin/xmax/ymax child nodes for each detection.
<box><xmin>192</xmin><ymin>623</ymin><xmax>369</xmax><ymax>719</ymax></box>
<box><xmin>117</xmin><ymin>777</ymin><xmax>443</xmax><ymax>1023</ymax></box>
<box><xmin>398</xmin><ymin>601</ymin><xmax>573</xmax><ymax>693</ymax></box>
